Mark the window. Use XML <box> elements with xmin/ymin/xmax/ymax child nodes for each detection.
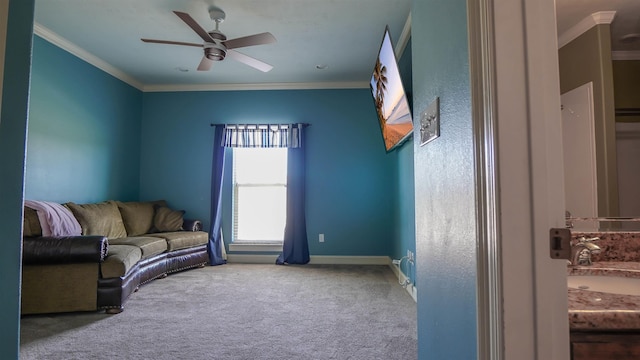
<box><xmin>232</xmin><ymin>148</ymin><xmax>288</xmax><ymax>244</ymax></box>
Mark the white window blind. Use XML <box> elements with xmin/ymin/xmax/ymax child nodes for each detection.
<box><xmin>232</xmin><ymin>148</ymin><xmax>288</xmax><ymax>243</ymax></box>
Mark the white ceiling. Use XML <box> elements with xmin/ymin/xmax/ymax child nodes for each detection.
<box><xmin>34</xmin><ymin>0</ymin><xmax>412</xmax><ymax>90</ymax></box>
<box><xmin>556</xmin><ymin>0</ymin><xmax>640</xmax><ymax>53</ymax></box>
<box><xmin>33</xmin><ymin>0</ymin><xmax>640</xmax><ymax>91</ymax></box>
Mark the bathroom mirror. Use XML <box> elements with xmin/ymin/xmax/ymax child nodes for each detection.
<box><xmin>557</xmin><ymin>2</ymin><xmax>640</xmax><ymax>232</ymax></box>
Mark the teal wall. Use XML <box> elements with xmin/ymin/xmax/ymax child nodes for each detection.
<box><xmin>22</xmin><ymin>32</ymin><xmax>414</xmax><ymax>260</ymax></box>
<box><xmin>140</xmin><ymin>89</ymin><xmax>398</xmax><ymax>256</ymax></box>
<box><xmin>26</xmin><ymin>36</ymin><xmax>143</xmax><ymax>203</ymax></box>
<box><xmin>0</xmin><ymin>0</ymin><xmax>34</xmax><ymax>357</ymax></box>
<box><xmin>1</xmin><ymin>6</ymin><xmax>420</xmax><ymax>355</ymax></box>
<box><xmin>391</xmin><ymin>40</ymin><xmax>416</xmax><ymax>283</ymax></box>
<box><xmin>412</xmin><ymin>1</ymin><xmax>477</xmax><ymax>359</ymax></box>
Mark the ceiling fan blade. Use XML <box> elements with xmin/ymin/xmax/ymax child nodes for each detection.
<box><xmin>197</xmin><ymin>56</ymin><xmax>213</xmax><ymax>71</ymax></box>
<box><xmin>223</xmin><ymin>32</ymin><xmax>276</xmax><ymax>50</ymax></box>
<box><xmin>226</xmin><ymin>49</ymin><xmax>273</xmax><ymax>72</ymax></box>
<box><xmin>173</xmin><ymin>11</ymin><xmax>215</xmax><ymax>43</ymax></box>
<box><xmin>141</xmin><ymin>38</ymin><xmax>203</xmax><ymax>48</ymax></box>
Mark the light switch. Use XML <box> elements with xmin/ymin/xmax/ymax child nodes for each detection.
<box><xmin>420</xmin><ymin>97</ymin><xmax>440</xmax><ymax>146</ymax></box>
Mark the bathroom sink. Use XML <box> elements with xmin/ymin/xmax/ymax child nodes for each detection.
<box><xmin>567</xmin><ymin>275</ymin><xmax>640</xmax><ymax>296</ymax></box>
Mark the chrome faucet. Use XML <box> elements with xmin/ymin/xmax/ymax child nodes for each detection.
<box><xmin>570</xmin><ymin>236</ymin><xmax>601</xmax><ymax>266</ymax></box>
<box><xmin>565</xmin><ymin>210</ymin><xmax>573</xmax><ymax>229</ymax></box>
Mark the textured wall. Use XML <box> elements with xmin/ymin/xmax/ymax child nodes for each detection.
<box><xmin>0</xmin><ymin>0</ymin><xmax>34</xmax><ymax>357</ymax></box>
<box><xmin>412</xmin><ymin>1</ymin><xmax>478</xmax><ymax>358</ymax></box>
<box><xmin>392</xmin><ymin>40</ymin><xmax>416</xmax><ymax>280</ymax></box>
<box><xmin>140</xmin><ymin>89</ymin><xmax>397</xmax><ymax>256</ymax></box>
<box><xmin>0</xmin><ymin>3</ymin><xmax>415</xmax><ymax>356</ymax></box>
<box><xmin>25</xmin><ymin>34</ymin><xmax>412</xmax><ymax>259</ymax></box>
<box><xmin>26</xmin><ymin>36</ymin><xmax>143</xmax><ymax>203</ymax></box>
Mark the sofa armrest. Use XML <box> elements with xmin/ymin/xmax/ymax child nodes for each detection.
<box><xmin>23</xmin><ymin>236</ymin><xmax>108</xmax><ymax>265</ymax></box>
<box><xmin>182</xmin><ymin>219</ymin><xmax>202</xmax><ymax>232</ymax></box>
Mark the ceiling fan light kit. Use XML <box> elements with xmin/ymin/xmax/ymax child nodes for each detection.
<box><xmin>141</xmin><ymin>7</ymin><xmax>276</xmax><ymax>73</ymax></box>
<box><xmin>204</xmin><ymin>43</ymin><xmax>226</xmax><ymax>61</ymax></box>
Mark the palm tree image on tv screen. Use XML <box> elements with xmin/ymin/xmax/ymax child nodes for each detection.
<box><xmin>370</xmin><ymin>28</ymin><xmax>413</xmax><ymax>152</ymax></box>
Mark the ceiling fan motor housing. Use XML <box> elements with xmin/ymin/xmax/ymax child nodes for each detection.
<box><xmin>204</xmin><ymin>31</ymin><xmax>227</xmax><ymax>61</ymax></box>
<box><xmin>142</xmin><ymin>8</ymin><xmax>274</xmax><ymax>72</ymax></box>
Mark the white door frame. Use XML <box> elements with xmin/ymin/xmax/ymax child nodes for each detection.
<box><xmin>471</xmin><ymin>0</ymin><xmax>570</xmax><ymax>359</ymax></box>
<box><xmin>517</xmin><ymin>1</ymin><xmax>570</xmax><ymax>357</ymax></box>
<box><xmin>467</xmin><ymin>1</ymin><xmax>502</xmax><ymax>358</ymax></box>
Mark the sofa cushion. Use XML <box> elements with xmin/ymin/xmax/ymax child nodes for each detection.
<box><xmin>152</xmin><ymin>206</ymin><xmax>185</xmax><ymax>232</ymax></box>
<box><xmin>66</xmin><ymin>201</ymin><xmax>127</xmax><ymax>239</ymax></box>
<box><xmin>109</xmin><ymin>236</ymin><xmax>168</xmax><ymax>259</ymax></box>
<box><xmin>23</xmin><ymin>207</ymin><xmax>42</xmax><ymax>237</ymax></box>
<box><xmin>116</xmin><ymin>200</ymin><xmax>167</xmax><ymax>236</ymax></box>
<box><xmin>101</xmin><ymin>245</ymin><xmax>142</xmax><ymax>278</ymax></box>
<box><xmin>149</xmin><ymin>231</ymin><xmax>208</xmax><ymax>251</ymax></box>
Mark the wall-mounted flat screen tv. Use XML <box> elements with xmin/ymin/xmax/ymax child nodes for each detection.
<box><xmin>370</xmin><ymin>26</ymin><xmax>413</xmax><ymax>152</ymax></box>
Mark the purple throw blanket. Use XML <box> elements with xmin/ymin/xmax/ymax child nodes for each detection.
<box><xmin>24</xmin><ymin>200</ymin><xmax>82</xmax><ymax>237</ymax></box>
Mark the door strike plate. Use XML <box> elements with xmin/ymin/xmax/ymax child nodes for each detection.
<box><xmin>549</xmin><ymin>228</ymin><xmax>571</xmax><ymax>260</ymax></box>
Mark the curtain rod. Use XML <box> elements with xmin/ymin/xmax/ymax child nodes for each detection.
<box><xmin>210</xmin><ymin>123</ymin><xmax>310</xmax><ymax>127</ymax></box>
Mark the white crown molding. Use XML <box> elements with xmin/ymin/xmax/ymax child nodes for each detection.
<box><xmin>558</xmin><ymin>11</ymin><xmax>616</xmax><ymax>49</ymax></box>
<box><xmin>32</xmin><ymin>22</ymin><xmax>369</xmax><ymax>93</ymax></box>
<box><xmin>612</xmin><ymin>51</ymin><xmax>640</xmax><ymax>61</ymax></box>
<box><xmin>591</xmin><ymin>11</ymin><xmax>617</xmax><ymax>24</ymax></box>
<box><xmin>142</xmin><ymin>81</ymin><xmax>369</xmax><ymax>92</ymax></box>
<box><xmin>396</xmin><ymin>12</ymin><xmax>412</xmax><ymax>58</ymax></box>
<box><xmin>33</xmin><ymin>23</ymin><xmax>144</xmax><ymax>90</ymax></box>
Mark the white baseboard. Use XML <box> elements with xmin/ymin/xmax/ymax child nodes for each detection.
<box><xmin>309</xmin><ymin>255</ymin><xmax>390</xmax><ymax>265</ymax></box>
<box><xmin>226</xmin><ymin>255</ymin><xmax>392</xmax><ymax>265</ymax></box>
<box><xmin>227</xmin><ymin>254</ymin><xmax>418</xmax><ymax>301</ymax></box>
<box><xmin>226</xmin><ymin>254</ymin><xmax>279</xmax><ymax>264</ymax></box>
<box><xmin>388</xmin><ymin>260</ymin><xmax>418</xmax><ymax>302</ymax></box>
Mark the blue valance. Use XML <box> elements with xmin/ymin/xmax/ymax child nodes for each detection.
<box><xmin>222</xmin><ymin>124</ymin><xmax>305</xmax><ymax>148</ymax></box>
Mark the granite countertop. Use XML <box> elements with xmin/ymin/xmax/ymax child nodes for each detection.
<box><xmin>568</xmin><ymin>262</ymin><xmax>640</xmax><ymax>330</ymax></box>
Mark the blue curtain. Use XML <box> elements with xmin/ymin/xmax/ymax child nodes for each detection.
<box><xmin>216</xmin><ymin>123</ymin><xmax>309</xmax><ymax>265</ymax></box>
<box><xmin>207</xmin><ymin>125</ymin><xmax>226</xmax><ymax>266</ymax></box>
<box><xmin>276</xmin><ymin>142</ymin><xmax>310</xmax><ymax>265</ymax></box>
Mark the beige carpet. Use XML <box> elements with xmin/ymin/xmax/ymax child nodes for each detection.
<box><xmin>20</xmin><ymin>264</ymin><xmax>417</xmax><ymax>360</ymax></box>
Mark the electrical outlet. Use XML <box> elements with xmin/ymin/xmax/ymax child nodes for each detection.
<box><xmin>407</xmin><ymin>250</ymin><xmax>414</xmax><ymax>262</ymax></box>
<box><xmin>319</xmin><ymin>233</ymin><xmax>325</xmax><ymax>243</ymax></box>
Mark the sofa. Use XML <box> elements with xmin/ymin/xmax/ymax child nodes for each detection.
<box><xmin>21</xmin><ymin>199</ymin><xmax>209</xmax><ymax>314</ymax></box>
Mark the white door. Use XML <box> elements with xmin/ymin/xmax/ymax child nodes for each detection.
<box><xmin>561</xmin><ymin>82</ymin><xmax>598</xmax><ymax>226</ymax></box>
<box><xmin>492</xmin><ymin>0</ymin><xmax>570</xmax><ymax>358</ymax></box>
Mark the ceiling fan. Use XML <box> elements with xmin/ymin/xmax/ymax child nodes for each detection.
<box><xmin>141</xmin><ymin>7</ymin><xmax>276</xmax><ymax>72</ymax></box>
